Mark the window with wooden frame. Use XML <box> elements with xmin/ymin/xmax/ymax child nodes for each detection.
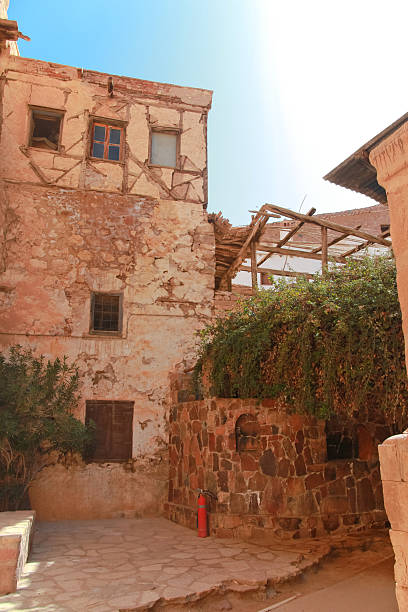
<box><xmin>85</xmin><ymin>400</ymin><xmax>134</xmax><ymax>462</ymax></box>
<box><xmin>29</xmin><ymin>107</ymin><xmax>64</xmax><ymax>151</ymax></box>
<box><xmin>90</xmin><ymin>293</ymin><xmax>123</xmax><ymax>335</ymax></box>
<box><xmin>90</xmin><ymin>122</ymin><xmax>124</xmax><ymax>161</ymax></box>
<box><xmin>149</xmin><ymin>129</ymin><xmax>179</xmax><ymax>168</ymax></box>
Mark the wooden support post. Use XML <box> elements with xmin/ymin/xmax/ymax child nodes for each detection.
<box><xmin>321</xmin><ymin>226</ymin><xmax>328</xmax><ymax>271</ymax></box>
<box><xmin>311</xmin><ymin>225</ymin><xmax>361</xmax><ymax>253</ymax></box>
<box><xmin>250</xmin><ymin>239</ymin><xmax>258</xmax><ymax>289</ymax></box>
<box><xmin>220</xmin><ymin>211</ymin><xmax>269</xmax><ymax>284</ymax></box>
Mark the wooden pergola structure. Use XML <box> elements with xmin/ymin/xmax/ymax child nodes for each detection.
<box><xmin>214</xmin><ymin>203</ymin><xmax>392</xmax><ymax>291</ymax></box>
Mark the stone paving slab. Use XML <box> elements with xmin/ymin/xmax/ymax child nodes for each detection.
<box><xmin>0</xmin><ymin>518</ymin><xmax>330</xmax><ymax>612</ymax></box>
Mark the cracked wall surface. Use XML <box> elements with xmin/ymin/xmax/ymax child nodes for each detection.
<box><xmin>1</xmin><ymin>57</ymin><xmax>211</xmax><ymax>201</ymax></box>
<box><xmin>0</xmin><ymin>49</ymin><xmax>215</xmax><ymax>518</ymax></box>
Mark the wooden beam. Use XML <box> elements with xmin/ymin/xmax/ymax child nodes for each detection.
<box><xmin>215</xmin><ymin>262</ymin><xmax>230</xmax><ymax>268</ymax></box>
<box><xmin>311</xmin><ymin>225</ymin><xmax>362</xmax><ymax>253</ymax></box>
<box><xmin>321</xmin><ymin>226</ymin><xmax>328</xmax><ymax>271</ymax></box>
<box><xmin>250</xmin><ymin>240</ymin><xmax>257</xmax><ymax>289</ymax></box>
<box><xmin>257</xmin><ymin>207</ymin><xmax>316</xmax><ymax>268</ymax></box>
<box><xmin>256</xmin><ymin>244</ymin><xmax>347</xmax><ymax>263</ymax></box>
<box><xmin>240</xmin><ymin>265</ymin><xmax>313</xmax><ymax>280</ymax></box>
<box><xmin>342</xmin><ymin>229</ymin><xmax>391</xmax><ymax>258</ymax></box>
<box><xmin>215</xmin><ymin>246</ymin><xmax>241</xmax><ymax>254</ymax></box>
<box><xmin>220</xmin><ymin>209</ymin><xmax>270</xmax><ymax>282</ymax></box>
<box><xmin>249</xmin><ymin>210</ymin><xmax>281</xmax><ymax>218</ymax></box>
<box><xmin>263</xmin><ymin>203</ymin><xmax>392</xmax><ymax>247</ymax></box>
<box><xmin>277</xmin><ymin>207</ymin><xmax>316</xmax><ymax>248</ymax></box>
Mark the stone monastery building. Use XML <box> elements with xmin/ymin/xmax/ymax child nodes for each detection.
<box><xmin>0</xmin><ymin>7</ymin><xmax>215</xmax><ymax>517</ymax></box>
<box><xmin>0</xmin><ymin>5</ymin><xmax>396</xmax><ymax>537</ymax></box>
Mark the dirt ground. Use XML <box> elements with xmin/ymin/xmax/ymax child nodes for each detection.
<box><xmin>172</xmin><ymin>545</ymin><xmax>397</xmax><ymax>612</ymax></box>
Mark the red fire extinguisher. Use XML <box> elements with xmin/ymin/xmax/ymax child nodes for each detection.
<box><xmin>197</xmin><ymin>489</ymin><xmax>217</xmax><ymax>538</ymax></box>
<box><xmin>197</xmin><ymin>491</ymin><xmax>207</xmax><ymax>537</ymax></box>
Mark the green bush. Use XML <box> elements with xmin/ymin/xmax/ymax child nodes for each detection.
<box><xmin>194</xmin><ymin>255</ymin><xmax>407</xmax><ymax>419</ymax></box>
<box><xmin>0</xmin><ymin>346</ymin><xmax>93</xmax><ymax>510</ymax></box>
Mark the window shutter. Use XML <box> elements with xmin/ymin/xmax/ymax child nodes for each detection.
<box><xmin>86</xmin><ymin>400</ymin><xmax>133</xmax><ymax>461</ymax></box>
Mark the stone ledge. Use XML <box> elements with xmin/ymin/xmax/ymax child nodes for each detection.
<box><xmin>379</xmin><ymin>432</ymin><xmax>408</xmax><ymax>483</ymax></box>
<box><xmin>390</xmin><ymin>530</ymin><xmax>408</xmax><ymax>587</ymax></box>
<box><xmin>0</xmin><ymin>511</ymin><xmax>35</xmax><ymax>595</ymax></box>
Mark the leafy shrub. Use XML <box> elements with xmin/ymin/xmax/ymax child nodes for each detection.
<box><xmin>0</xmin><ymin>346</ymin><xmax>93</xmax><ymax>510</ymax></box>
<box><xmin>194</xmin><ymin>255</ymin><xmax>407</xmax><ymax>419</ymax></box>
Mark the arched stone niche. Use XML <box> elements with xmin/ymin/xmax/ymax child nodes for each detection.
<box><xmin>325</xmin><ymin>419</ymin><xmax>358</xmax><ymax>460</ymax></box>
<box><xmin>235</xmin><ymin>413</ymin><xmax>260</xmax><ymax>452</ymax></box>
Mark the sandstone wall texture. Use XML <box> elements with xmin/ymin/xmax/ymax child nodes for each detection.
<box><xmin>369</xmin><ymin>124</ymin><xmax>408</xmax><ymax>369</ymax></box>
<box><xmin>379</xmin><ymin>433</ymin><xmax>408</xmax><ymax>611</ymax></box>
<box><xmin>370</xmin><ymin>123</ymin><xmax>408</xmax><ymax>612</ymax></box>
<box><xmin>165</xmin><ymin>398</ymin><xmax>387</xmax><ymax>539</ymax></box>
<box><xmin>0</xmin><ymin>47</ymin><xmax>215</xmax><ymax>518</ymax></box>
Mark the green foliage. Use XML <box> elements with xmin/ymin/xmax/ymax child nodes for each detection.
<box><xmin>0</xmin><ymin>346</ymin><xmax>93</xmax><ymax>510</ymax></box>
<box><xmin>194</xmin><ymin>256</ymin><xmax>407</xmax><ymax>420</ymax></box>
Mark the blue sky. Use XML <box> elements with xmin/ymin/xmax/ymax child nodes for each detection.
<box><xmin>10</xmin><ymin>0</ymin><xmax>408</xmax><ymax>225</ymax></box>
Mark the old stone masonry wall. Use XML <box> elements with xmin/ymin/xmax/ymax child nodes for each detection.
<box><xmin>165</xmin><ymin>398</ymin><xmax>386</xmax><ymax>539</ymax></box>
<box><xmin>0</xmin><ymin>48</ymin><xmax>214</xmax><ymax>518</ymax></box>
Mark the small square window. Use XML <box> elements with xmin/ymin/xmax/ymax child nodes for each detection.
<box><xmin>29</xmin><ymin>108</ymin><xmax>63</xmax><ymax>151</ymax></box>
<box><xmin>85</xmin><ymin>400</ymin><xmax>133</xmax><ymax>462</ymax></box>
<box><xmin>150</xmin><ymin>130</ymin><xmax>178</xmax><ymax>167</ymax></box>
<box><xmin>91</xmin><ymin>122</ymin><xmax>123</xmax><ymax>161</ymax></box>
<box><xmin>90</xmin><ymin>293</ymin><xmax>123</xmax><ymax>334</ymax></box>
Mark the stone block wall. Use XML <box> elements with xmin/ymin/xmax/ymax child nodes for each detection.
<box><xmin>379</xmin><ymin>432</ymin><xmax>408</xmax><ymax>610</ymax></box>
<box><xmin>164</xmin><ymin>398</ymin><xmax>386</xmax><ymax>539</ymax></box>
<box><xmin>214</xmin><ymin>286</ymin><xmax>253</xmax><ymax>316</ymax></box>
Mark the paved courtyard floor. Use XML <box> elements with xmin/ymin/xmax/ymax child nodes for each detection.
<box><xmin>0</xmin><ymin>517</ymin><xmax>331</xmax><ymax>612</ymax></box>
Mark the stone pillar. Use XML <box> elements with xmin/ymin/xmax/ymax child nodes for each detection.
<box><xmin>370</xmin><ymin>123</ymin><xmax>408</xmax><ymax>612</ymax></box>
<box><xmin>369</xmin><ymin>123</ymin><xmax>408</xmax><ymax>365</ymax></box>
<box><xmin>379</xmin><ymin>434</ymin><xmax>408</xmax><ymax>611</ymax></box>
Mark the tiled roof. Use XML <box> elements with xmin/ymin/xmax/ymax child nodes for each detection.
<box><xmin>324</xmin><ymin>112</ymin><xmax>408</xmax><ymax>203</ymax></box>
<box><xmin>261</xmin><ymin>204</ymin><xmax>389</xmax><ymax>246</ymax></box>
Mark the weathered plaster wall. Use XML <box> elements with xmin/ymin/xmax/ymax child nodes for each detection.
<box><xmin>30</xmin><ymin>458</ymin><xmax>168</xmax><ymax>520</ymax></box>
<box><xmin>165</xmin><ymin>398</ymin><xmax>387</xmax><ymax>540</ymax></box>
<box><xmin>0</xmin><ymin>56</ymin><xmax>211</xmax><ymax>200</ymax></box>
<box><xmin>0</xmin><ymin>50</ymin><xmax>215</xmax><ymax>518</ymax></box>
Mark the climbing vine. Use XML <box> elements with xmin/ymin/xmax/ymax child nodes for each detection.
<box><xmin>194</xmin><ymin>255</ymin><xmax>408</xmax><ymax>419</ymax></box>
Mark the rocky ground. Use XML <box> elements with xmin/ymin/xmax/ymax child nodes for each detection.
<box><xmin>0</xmin><ymin>518</ymin><xmax>396</xmax><ymax>612</ymax></box>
